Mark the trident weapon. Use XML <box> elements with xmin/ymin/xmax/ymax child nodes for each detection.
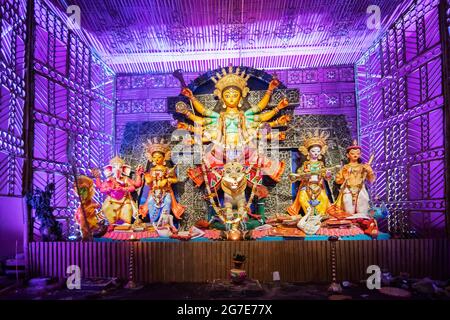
<box><xmin>172</xmin><ymin>69</ymin><xmax>188</xmax><ymax>88</ymax></box>
<box><xmin>358</xmin><ymin>153</ymin><xmax>375</xmax><ymax>189</ymax></box>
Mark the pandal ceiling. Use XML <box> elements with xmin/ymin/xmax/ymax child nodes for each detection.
<box><xmin>48</xmin><ymin>0</ymin><xmax>412</xmax><ymax>73</ymax></box>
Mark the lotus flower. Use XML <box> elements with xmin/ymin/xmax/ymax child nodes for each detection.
<box><xmin>308</xmin><ymin>199</ymin><xmax>321</xmax><ymax>207</ymax></box>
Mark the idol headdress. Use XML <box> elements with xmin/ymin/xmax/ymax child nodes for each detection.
<box><xmin>144</xmin><ymin>137</ymin><xmax>171</xmax><ymax>161</ymax></box>
<box><xmin>346</xmin><ymin>139</ymin><xmax>361</xmax><ymax>152</ymax></box>
<box><xmin>210</xmin><ymin>66</ymin><xmax>251</xmax><ymax>98</ymax></box>
<box><xmin>299</xmin><ymin>130</ymin><xmax>330</xmax><ymax>156</ymax></box>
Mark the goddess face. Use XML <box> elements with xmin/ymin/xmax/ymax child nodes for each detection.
<box><xmin>222</xmin><ymin>87</ymin><xmax>242</xmax><ymax>108</ymax></box>
<box><xmin>152</xmin><ymin>151</ymin><xmax>165</xmax><ymax>166</ymax></box>
<box><xmin>308</xmin><ymin>146</ymin><xmax>322</xmax><ymax>160</ymax></box>
<box><xmin>347</xmin><ymin>148</ymin><xmax>361</xmax><ymax>163</ymax></box>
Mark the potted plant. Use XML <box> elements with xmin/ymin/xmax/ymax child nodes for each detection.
<box><xmin>232</xmin><ymin>252</ymin><xmax>246</xmax><ymax>269</ymax></box>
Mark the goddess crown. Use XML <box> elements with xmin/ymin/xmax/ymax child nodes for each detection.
<box><xmin>144</xmin><ymin>137</ymin><xmax>171</xmax><ymax>160</ymax></box>
<box><xmin>299</xmin><ymin>130</ymin><xmax>330</xmax><ymax>156</ymax></box>
<box><xmin>346</xmin><ymin>139</ymin><xmax>361</xmax><ymax>152</ymax></box>
<box><xmin>210</xmin><ymin>66</ymin><xmax>250</xmax><ymax>98</ymax></box>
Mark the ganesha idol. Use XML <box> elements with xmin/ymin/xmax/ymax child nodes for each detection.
<box><xmin>91</xmin><ymin>156</ymin><xmax>143</xmax><ymax>225</ymax></box>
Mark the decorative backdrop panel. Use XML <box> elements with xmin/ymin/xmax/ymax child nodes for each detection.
<box><xmin>31</xmin><ymin>0</ymin><xmax>115</xmax><ymax>240</ymax></box>
<box><xmin>47</xmin><ymin>0</ymin><xmax>410</xmax><ymax>73</ymax></box>
<box><xmin>116</xmin><ymin>65</ymin><xmax>357</xmax><ymax>152</ymax></box>
<box><xmin>356</xmin><ymin>0</ymin><xmax>446</xmax><ymax>238</ymax></box>
<box><xmin>0</xmin><ymin>0</ymin><xmax>26</xmax><ymax>197</ymax></box>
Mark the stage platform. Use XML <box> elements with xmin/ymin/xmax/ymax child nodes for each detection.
<box><xmin>93</xmin><ymin>233</ymin><xmax>391</xmax><ymax>242</ymax></box>
<box><xmin>28</xmin><ymin>239</ymin><xmax>450</xmax><ymax>283</ymax></box>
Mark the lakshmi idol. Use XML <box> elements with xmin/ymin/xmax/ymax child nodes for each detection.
<box><xmin>139</xmin><ymin>138</ymin><xmax>185</xmax><ymax>223</ymax></box>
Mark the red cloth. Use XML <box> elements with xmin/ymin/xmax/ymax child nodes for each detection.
<box><xmin>316</xmin><ymin>226</ymin><xmax>364</xmax><ymax>236</ymax></box>
<box><xmin>203</xmin><ymin>228</ymin><xmax>272</xmax><ymax>240</ymax></box>
<box><xmin>203</xmin><ymin>229</ymin><xmax>222</xmax><ymax>239</ymax></box>
<box><xmin>251</xmin><ymin>228</ymin><xmax>272</xmax><ymax>239</ymax></box>
<box><xmin>102</xmin><ymin>230</ymin><xmax>159</xmax><ymax>240</ymax></box>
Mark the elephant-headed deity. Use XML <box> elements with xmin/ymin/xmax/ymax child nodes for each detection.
<box><xmin>91</xmin><ymin>156</ymin><xmax>143</xmax><ymax>226</ymax></box>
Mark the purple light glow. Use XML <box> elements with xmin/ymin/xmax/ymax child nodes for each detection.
<box><xmin>356</xmin><ymin>0</ymin><xmax>446</xmax><ymax>237</ymax></box>
<box><xmin>30</xmin><ymin>0</ymin><xmax>115</xmax><ymax>239</ymax></box>
<box><xmin>47</xmin><ymin>0</ymin><xmax>413</xmax><ymax>73</ymax></box>
<box><xmin>0</xmin><ymin>0</ymin><xmax>448</xmax><ymax>244</ymax></box>
<box><xmin>0</xmin><ymin>0</ymin><xmax>26</xmax><ymax>197</ymax></box>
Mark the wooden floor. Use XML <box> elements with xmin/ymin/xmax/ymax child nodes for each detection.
<box><xmin>28</xmin><ymin>239</ymin><xmax>450</xmax><ymax>283</ymax></box>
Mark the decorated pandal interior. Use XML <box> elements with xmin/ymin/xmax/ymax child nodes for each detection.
<box><xmin>1</xmin><ymin>0</ymin><xmax>449</xmax><ymax>287</ymax></box>
<box><xmin>81</xmin><ymin>67</ymin><xmax>388</xmax><ymax>243</ymax></box>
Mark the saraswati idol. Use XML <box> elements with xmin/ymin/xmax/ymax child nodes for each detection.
<box><xmin>174</xmin><ymin>66</ymin><xmax>291</xmax><ymax>229</ymax></box>
<box><xmin>287</xmin><ymin>131</ymin><xmax>338</xmax><ymax>216</ymax></box>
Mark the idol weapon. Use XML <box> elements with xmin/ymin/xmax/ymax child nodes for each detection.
<box><xmin>172</xmin><ymin>69</ymin><xmax>188</xmax><ymax>88</ymax></box>
<box><xmin>288</xmin><ymin>164</ymin><xmax>341</xmax><ymax>182</ymax></box>
<box><xmin>68</xmin><ymin>134</ymin><xmax>92</xmax><ymax>240</ymax></box>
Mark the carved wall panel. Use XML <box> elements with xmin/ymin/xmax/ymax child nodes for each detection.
<box><xmin>31</xmin><ymin>0</ymin><xmax>115</xmax><ymax>239</ymax></box>
<box><xmin>356</xmin><ymin>0</ymin><xmax>446</xmax><ymax>237</ymax></box>
<box><xmin>0</xmin><ymin>0</ymin><xmax>26</xmax><ymax>197</ymax></box>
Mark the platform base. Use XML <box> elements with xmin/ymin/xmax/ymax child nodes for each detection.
<box><xmin>28</xmin><ymin>239</ymin><xmax>450</xmax><ymax>283</ymax></box>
